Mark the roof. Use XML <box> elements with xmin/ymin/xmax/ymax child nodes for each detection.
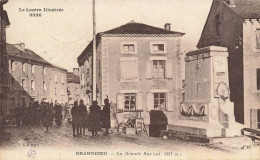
<box><xmin>7</xmin><ymin>44</ymin><xmax>51</xmax><ymax>65</ymax></box>
<box><xmin>51</xmin><ymin>63</ymin><xmax>67</xmax><ymax>72</ymax></box>
<box><xmin>77</xmin><ymin>21</ymin><xmax>185</xmax><ymax>65</ymax></box>
<box><xmin>102</xmin><ymin>21</ymin><xmax>185</xmax><ymax>35</ymax></box>
<box><xmin>67</xmin><ymin>72</ymin><xmax>80</xmax><ymax>84</ymax></box>
<box><xmin>225</xmin><ymin>0</ymin><xmax>260</xmax><ymax>19</ymax></box>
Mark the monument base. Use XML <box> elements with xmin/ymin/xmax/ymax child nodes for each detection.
<box><xmin>168</xmin><ymin>120</ymin><xmax>244</xmax><ymax>138</ymax></box>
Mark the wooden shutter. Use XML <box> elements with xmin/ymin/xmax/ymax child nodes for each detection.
<box><xmin>167</xmin><ymin>92</ymin><xmax>174</xmax><ymax>111</ymax></box>
<box><xmin>166</xmin><ymin>60</ymin><xmax>173</xmax><ymax>78</ymax></box>
<box><xmin>117</xmin><ymin>93</ymin><xmax>124</xmax><ymax>111</ymax></box>
<box><xmin>146</xmin><ymin>60</ymin><xmax>152</xmax><ymax>79</ymax></box>
<box><xmin>136</xmin><ymin>93</ymin><xmax>143</xmax><ymax>111</ymax></box>
<box><xmin>146</xmin><ymin>93</ymin><xmax>154</xmax><ymax>111</ymax></box>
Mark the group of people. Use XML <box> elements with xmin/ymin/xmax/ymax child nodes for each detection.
<box><xmin>14</xmin><ymin>100</ymin><xmax>67</xmax><ymax>132</ymax></box>
<box><xmin>14</xmin><ymin>98</ymin><xmax>111</xmax><ymax>136</ymax></box>
<box><xmin>71</xmin><ymin>98</ymin><xmax>111</xmax><ymax>137</ymax></box>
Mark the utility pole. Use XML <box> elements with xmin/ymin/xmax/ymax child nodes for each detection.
<box><xmin>92</xmin><ymin>0</ymin><xmax>97</xmax><ymax>101</ymax></box>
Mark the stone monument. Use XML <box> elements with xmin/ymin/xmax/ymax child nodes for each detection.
<box><xmin>169</xmin><ymin>46</ymin><xmax>243</xmax><ymax>137</ymax></box>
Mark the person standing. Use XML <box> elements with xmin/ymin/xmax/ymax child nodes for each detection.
<box><xmin>54</xmin><ymin>102</ymin><xmax>63</xmax><ymax>126</ymax></box>
<box><xmin>15</xmin><ymin>105</ymin><xmax>22</xmax><ymax>127</ymax></box>
<box><xmin>78</xmin><ymin>99</ymin><xmax>88</xmax><ymax>135</ymax></box>
<box><xmin>27</xmin><ymin>102</ymin><xmax>33</xmax><ymax>129</ymax></box>
<box><xmin>42</xmin><ymin>102</ymin><xmax>53</xmax><ymax>132</ymax></box>
<box><xmin>89</xmin><ymin>101</ymin><xmax>101</xmax><ymax>136</ymax></box>
<box><xmin>102</xmin><ymin>98</ymin><xmax>111</xmax><ymax>135</ymax></box>
<box><xmin>71</xmin><ymin>101</ymin><xmax>82</xmax><ymax>137</ymax></box>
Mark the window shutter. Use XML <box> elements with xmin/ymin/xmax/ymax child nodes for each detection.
<box><xmin>167</xmin><ymin>92</ymin><xmax>174</xmax><ymax>111</ymax></box>
<box><xmin>117</xmin><ymin>93</ymin><xmax>124</xmax><ymax>111</ymax></box>
<box><xmin>146</xmin><ymin>61</ymin><xmax>152</xmax><ymax>79</ymax></box>
<box><xmin>136</xmin><ymin>93</ymin><xmax>143</xmax><ymax>111</ymax></box>
<box><xmin>146</xmin><ymin>93</ymin><xmax>154</xmax><ymax>111</ymax></box>
<box><xmin>166</xmin><ymin>60</ymin><xmax>173</xmax><ymax>78</ymax></box>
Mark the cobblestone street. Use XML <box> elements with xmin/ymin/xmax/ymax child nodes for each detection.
<box><xmin>1</xmin><ymin>122</ymin><xmax>259</xmax><ymax>160</ymax></box>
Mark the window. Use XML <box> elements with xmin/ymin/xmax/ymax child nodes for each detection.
<box><xmin>152</xmin><ymin>60</ymin><xmax>165</xmax><ymax>78</ymax></box>
<box><xmin>9</xmin><ymin>60</ymin><xmax>14</xmax><ymax>70</ymax></box>
<box><xmin>256</xmin><ymin>29</ymin><xmax>260</xmax><ymax>49</ymax></box>
<box><xmin>120</xmin><ymin>57</ymin><xmax>138</xmax><ymax>81</ymax></box>
<box><xmin>22</xmin><ymin>63</ymin><xmax>26</xmax><ymax>72</ymax></box>
<box><xmin>54</xmin><ymin>75</ymin><xmax>58</xmax><ymax>83</ymax></box>
<box><xmin>43</xmin><ymin>67</ymin><xmax>46</xmax><ymax>75</ymax></box>
<box><xmin>55</xmin><ymin>88</ymin><xmax>57</xmax><ymax>95</ymax></box>
<box><xmin>31</xmin><ymin>65</ymin><xmax>35</xmax><ymax>74</ymax></box>
<box><xmin>123</xmin><ymin>44</ymin><xmax>135</xmax><ymax>52</ymax></box>
<box><xmin>22</xmin><ymin>79</ymin><xmax>25</xmax><ymax>88</ymax></box>
<box><xmin>150</xmin><ymin>41</ymin><xmax>167</xmax><ymax>54</ymax></box>
<box><xmin>43</xmin><ymin>82</ymin><xmax>46</xmax><ymax>91</ymax></box>
<box><xmin>124</xmin><ymin>93</ymin><xmax>136</xmax><ymax>111</ymax></box>
<box><xmin>121</xmin><ymin>42</ymin><xmax>137</xmax><ymax>54</ymax></box>
<box><xmin>215</xmin><ymin>13</ymin><xmax>221</xmax><ymax>36</ymax></box>
<box><xmin>81</xmin><ymin>73</ymin><xmax>85</xmax><ymax>84</ymax></box>
<box><xmin>257</xmin><ymin>69</ymin><xmax>260</xmax><ymax>90</ymax></box>
<box><xmin>154</xmin><ymin>93</ymin><xmax>166</xmax><ymax>110</ymax></box>
<box><xmin>153</xmin><ymin>44</ymin><xmax>164</xmax><ymax>52</ymax></box>
<box><xmin>31</xmin><ymin>80</ymin><xmax>35</xmax><ymax>91</ymax></box>
<box><xmin>61</xmin><ymin>76</ymin><xmax>64</xmax><ymax>84</ymax></box>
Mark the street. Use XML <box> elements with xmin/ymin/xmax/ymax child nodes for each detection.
<box><xmin>1</xmin><ymin>122</ymin><xmax>259</xmax><ymax>160</ymax></box>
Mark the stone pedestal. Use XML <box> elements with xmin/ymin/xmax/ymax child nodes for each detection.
<box><xmin>170</xmin><ymin>46</ymin><xmax>243</xmax><ymax>137</ymax></box>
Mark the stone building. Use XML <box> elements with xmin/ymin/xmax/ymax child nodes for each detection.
<box><xmin>197</xmin><ymin>0</ymin><xmax>260</xmax><ymax>129</ymax></box>
<box><xmin>0</xmin><ymin>2</ymin><xmax>9</xmax><ymax>125</ymax></box>
<box><xmin>67</xmin><ymin>68</ymin><xmax>81</xmax><ymax>105</ymax></box>
<box><xmin>8</xmin><ymin>43</ymin><xmax>68</xmax><ymax>114</ymax></box>
<box><xmin>77</xmin><ymin>21</ymin><xmax>184</xmax><ymax>133</ymax></box>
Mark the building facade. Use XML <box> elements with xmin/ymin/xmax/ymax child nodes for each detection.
<box><xmin>0</xmin><ymin>2</ymin><xmax>9</xmax><ymax>126</ymax></box>
<box><xmin>67</xmin><ymin>68</ymin><xmax>81</xmax><ymax>105</ymax></box>
<box><xmin>197</xmin><ymin>0</ymin><xmax>260</xmax><ymax>129</ymax></box>
<box><xmin>77</xmin><ymin>21</ymin><xmax>184</xmax><ymax>131</ymax></box>
<box><xmin>8</xmin><ymin>43</ymin><xmax>68</xmax><ymax>114</ymax></box>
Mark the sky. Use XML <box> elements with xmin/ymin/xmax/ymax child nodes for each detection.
<box><xmin>4</xmin><ymin>0</ymin><xmax>213</xmax><ymax>72</ymax></box>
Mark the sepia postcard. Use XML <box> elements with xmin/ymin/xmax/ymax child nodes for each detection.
<box><xmin>0</xmin><ymin>0</ymin><xmax>260</xmax><ymax>159</ymax></box>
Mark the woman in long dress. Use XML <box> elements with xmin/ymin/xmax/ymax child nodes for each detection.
<box><xmin>88</xmin><ymin>101</ymin><xmax>101</xmax><ymax>136</ymax></box>
<box><xmin>71</xmin><ymin>101</ymin><xmax>82</xmax><ymax>137</ymax></box>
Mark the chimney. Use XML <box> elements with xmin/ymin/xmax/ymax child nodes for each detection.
<box><xmin>73</xmin><ymin>68</ymin><xmax>79</xmax><ymax>76</ymax></box>
<box><xmin>164</xmin><ymin>23</ymin><xmax>171</xmax><ymax>31</ymax></box>
<box><xmin>223</xmin><ymin>0</ymin><xmax>236</xmax><ymax>7</ymax></box>
<box><xmin>16</xmin><ymin>43</ymin><xmax>25</xmax><ymax>51</ymax></box>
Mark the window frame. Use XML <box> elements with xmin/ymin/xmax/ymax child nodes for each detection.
<box><xmin>31</xmin><ymin>80</ymin><xmax>35</xmax><ymax>91</ymax></box>
<box><xmin>43</xmin><ymin>82</ymin><xmax>46</xmax><ymax>91</ymax></box>
<box><xmin>153</xmin><ymin>92</ymin><xmax>166</xmax><ymax>110</ymax></box>
<box><xmin>256</xmin><ymin>29</ymin><xmax>260</xmax><ymax>50</ymax></box>
<box><xmin>54</xmin><ymin>74</ymin><xmax>58</xmax><ymax>83</ymax></box>
<box><xmin>22</xmin><ymin>63</ymin><xmax>26</xmax><ymax>73</ymax></box>
<box><xmin>43</xmin><ymin>67</ymin><xmax>46</xmax><ymax>75</ymax></box>
<box><xmin>121</xmin><ymin>42</ymin><xmax>137</xmax><ymax>54</ymax></box>
<box><xmin>152</xmin><ymin>60</ymin><xmax>166</xmax><ymax>79</ymax></box>
<box><xmin>150</xmin><ymin>41</ymin><xmax>167</xmax><ymax>54</ymax></box>
<box><xmin>31</xmin><ymin>64</ymin><xmax>35</xmax><ymax>74</ymax></box>
<box><xmin>123</xmin><ymin>93</ymin><xmax>137</xmax><ymax>112</ymax></box>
